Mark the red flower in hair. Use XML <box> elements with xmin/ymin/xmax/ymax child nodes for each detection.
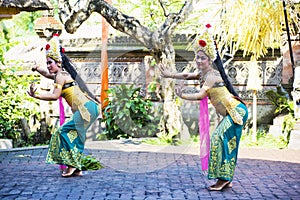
<box><xmin>198</xmin><ymin>40</ymin><xmax>207</xmax><ymax>47</ymax></box>
<box><xmin>45</xmin><ymin>44</ymin><xmax>50</xmax><ymax>50</ymax></box>
<box><xmin>53</xmin><ymin>33</ymin><xmax>60</xmax><ymax>37</ymax></box>
<box><xmin>206</xmin><ymin>24</ymin><xmax>211</xmax><ymax>28</ymax></box>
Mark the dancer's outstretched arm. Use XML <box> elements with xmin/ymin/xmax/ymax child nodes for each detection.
<box><xmin>175</xmin><ymin>85</ymin><xmax>207</xmax><ymax>101</ymax></box>
<box><xmin>159</xmin><ymin>64</ymin><xmax>199</xmax><ymax>80</ymax></box>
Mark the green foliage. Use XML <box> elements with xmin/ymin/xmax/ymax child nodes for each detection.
<box><xmin>265</xmin><ymin>88</ymin><xmax>294</xmax><ymax>116</ymax></box>
<box><xmin>0</xmin><ymin>65</ymin><xmax>40</xmax><ymax>141</ymax></box>
<box><xmin>143</xmin><ymin>128</ymin><xmax>289</xmax><ymax>149</ymax></box>
<box><xmin>114</xmin><ymin>0</ymin><xmax>207</xmax><ymax>33</ymax></box>
<box><xmin>81</xmin><ymin>155</ymin><xmax>104</xmax><ymax>171</ymax></box>
<box><xmin>99</xmin><ymin>84</ymin><xmax>161</xmax><ymax>139</ymax></box>
<box><xmin>0</xmin><ymin>11</ymin><xmax>45</xmax><ymax>146</ymax></box>
<box><xmin>147</xmin><ymin>81</ymin><xmax>157</xmax><ymax>93</ymax></box>
<box><xmin>115</xmin><ymin>0</ymin><xmax>182</xmax><ymax>30</ymax></box>
<box><xmin>156</xmin><ymin>130</ymin><xmax>180</xmax><ymax>144</ymax></box>
<box><xmin>282</xmin><ymin>114</ymin><xmax>295</xmax><ymax>145</ymax></box>
<box><xmin>141</xmin><ymin>136</ymin><xmax>181</xmax><ymax>145</ymax></box>
<box><xmin>0</xmin><ymin>12</ymin><xmax>41</xmax><ymax>64</ymax></box>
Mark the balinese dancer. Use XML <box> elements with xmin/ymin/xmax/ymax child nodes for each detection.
<box><xmin>28</xmin><ymin>34</ymin><xmax>100</xmax><ymax>177</ymax></box>
<box><xmin>160</xmin><ymin>24</ymin><xmax>248</xmax><ymax>191</ymax></box>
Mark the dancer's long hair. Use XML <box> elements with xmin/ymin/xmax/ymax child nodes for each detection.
<box><xmin>213</xmin><ymin>51</ymin><xmax>240</xmax><ymax>98</ymax></box>
<box><xmin>60</xmin><ymin>50</ymin><xmax>100</xmax><ymax>103</ymax></box>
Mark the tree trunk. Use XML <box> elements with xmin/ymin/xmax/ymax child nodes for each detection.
<box><xmin>160</xmin><ymin>51</ymin><xmax>185</xmax><ymax>139</ymax></box>
<box><xmin>20</xmin><ymin>118</ymin><xmax>30</xmax><ymax>142</ymax></box>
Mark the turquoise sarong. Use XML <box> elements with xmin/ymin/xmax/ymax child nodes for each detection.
<box><xmin>46</xmin><ymin>100</ymin><xmax>100</xmax><ymax>170</ymax></box>
<box><xmin>208</xmin><ymin>103</ymin><xmax>248</xmax><ymax>181</ymax></box>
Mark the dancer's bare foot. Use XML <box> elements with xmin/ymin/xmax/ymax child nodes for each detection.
<box><xmin>208</xmin><ymin>179</ymin><xmax>231</xmax><ymax>191</ymax></box>
<box><xmin>74</xmin><ymin>170</ymin><xmax>83</xmax><ymax>176</ymax></box>
<box><xmin>227</xmin><ymin>182</ymin><xmax>233</xmax><ymax>188</ymax></box>
<box><xmin>62</xmin><ymin>167</ymin><xmax>76</xmax><ymax>177</ymax></box>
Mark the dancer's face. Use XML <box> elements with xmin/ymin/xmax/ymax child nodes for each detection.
<box><xmin>195</xmin><ymin>51</ymin><xmax>211</xmax><ymax>71</ymax></box>
<box><xmin>46</xmin><ymin>57</ymin><xmax>61</xmax><ymax>74</ymax></box>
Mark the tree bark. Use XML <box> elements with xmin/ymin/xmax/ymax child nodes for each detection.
<box><xmin>20</xmin><ymin>118</ymin><xmax>30</xmax><ymax>141</ymax></box>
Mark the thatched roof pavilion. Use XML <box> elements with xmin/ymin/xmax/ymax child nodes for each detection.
<box><xmin>0</xmin><ymin>0</ymin><xmax>53</xmax><ymax>19</ymax></box>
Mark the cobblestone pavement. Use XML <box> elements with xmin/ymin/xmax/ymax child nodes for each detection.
<box><xmin>0</xmin><ymin>140</ymin><xmax>300</xmax><ymax>200</ymax></box>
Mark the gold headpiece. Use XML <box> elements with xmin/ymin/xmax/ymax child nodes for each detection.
<box><xmin>188</xmin><ymin>24</ymin><xmax>217</xmax><ymax>61</ymax></box>
<box><xmin>45</xmin><ymin>34</ymin><xmax>62</xmax><ymax>62</ymax></box>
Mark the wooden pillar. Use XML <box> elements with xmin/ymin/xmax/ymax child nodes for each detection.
<box><xmin>100</xmin><ymin>0</ymin><xmax>112</xmax><ymax>109</ymax></box>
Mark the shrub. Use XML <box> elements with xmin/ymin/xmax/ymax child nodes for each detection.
<box><xmin>99</xmin><ymin>84</ymin><xmax>161</xmax><ymax>139</ymax></box>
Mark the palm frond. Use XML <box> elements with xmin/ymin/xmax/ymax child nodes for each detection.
<box><xmin>214</xmin><ymin>0</ymin><xmax>285</xmax><ymax>60</ymax></box>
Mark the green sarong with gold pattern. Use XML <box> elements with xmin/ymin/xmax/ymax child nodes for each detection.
<box><xmin>46</xmin><ymin>100</ymin><xmax>99</xmax><ymax>170</ymax></box>
<box><xmin>208</xmin><ymin>103</ymin><xmax>248</xmax><ymax>181</ymax></box>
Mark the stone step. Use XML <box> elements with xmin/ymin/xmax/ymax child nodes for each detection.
<box><xmin>268</xmin><ymin>125</ymin><xmax>282</xmax><ymax>137</ymax></box>
<box><xmin>0</xmin><ymin>139</ymin><xmax>12</xmax><ymax>149</ymax></box>
<box><xmin>288</xmin><ymin>130</ymin><xmax>300</xmax><ymax>150</ymax></box>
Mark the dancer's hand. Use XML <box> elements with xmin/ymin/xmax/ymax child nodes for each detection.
<box><xmin>175</xmin><ymin>85</ymin><xmax>183</xmax><ymax>98</ymax></box>
<box><xmin>31</xmin><ymin>61</ymin><xmax>39</xmax><ymax>72</ymax></box>
<box><xmin>159</xmin><ymin>64</ymin><xmax>174</xmax><ymax>78</ymax></box>
<box><xmin>27</xmin><ymin>83</ymin><xmax>38</xmax><ymax>98</ymax></box>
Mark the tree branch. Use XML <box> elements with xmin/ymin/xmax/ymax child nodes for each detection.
<box><xmin>159</xmin><ymin>0</ymin><xmax>169</xmax><ymax>17</ymax></box>
<box><xmin>58</xmin><ymin>0</ymin><xmax>150</xmax><ymax>45</ymax></box>
<box><xmin>154</xmin><ymin>0</ymin><xmax>195</xmax><ymax>60</ymax></box>
<box><xmin>160</xmin><ymin>0</ymin><xmax>194</xmax><ymax>35</ymax></box>
<box><xmin>57</xmin><ymin>0</ymin><xmax>197</xmax><ymax>61</ymax></box>
<box><xmin>58</xmin><ymin>0</ymin><xmax>72</xmax><ymax>25</ymax></box>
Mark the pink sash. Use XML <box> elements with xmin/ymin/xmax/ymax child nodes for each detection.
<box><xmin>59</xmin><ymin>97</ymin><xmax>65</xmax><ymax>126</ymax></box>
<box><xmin>59</xmin><ymin>97</ymin><xmax>67</xmax><ymax>171</ymax></box>
<box><xmin>199</xmin><ymin>96</ymin><xmax>210</xmax><ymax>171</ymax></box>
